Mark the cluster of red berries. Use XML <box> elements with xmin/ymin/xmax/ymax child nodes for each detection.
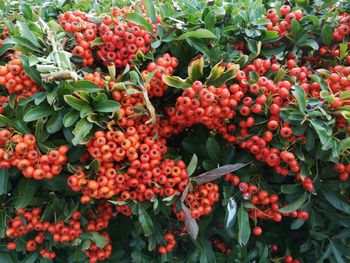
<box><xmin>59</xmin><ymin>7</ymin><xmax>157</xmax><ymax>68</ymax></box>
<box><xmin>86</xmin><ymin>232</ymin><xmax>112</xmax><ymax>263</ymax></box>
<box><xmin>39</xmin><ymin>248</ymin><xmax>56</xmax><ymax>259</ymax></box>
<box><xmin>5</xmin><ymin>208</ymin><xmax>82</xmax><ymax>259</ymax></box>
<box><xmin>110</xmin><ymin>82</ymin><xmax>145</xmax><ymax>127</ymax></box>
<box><xmin>5</xmin><ymin>204</ymin><xmax>113</xmax><ymax>263</ymax></box>
<box><xmin>212</xmin><ymin>238</ymin><xmax>232</xmax><ymax>253</ymax></box>
<box><xmin>324</xmin><ymin>66</ymin><xmax>350</xmax><ymax>109</ymax></box>
<box><xmin>332</xmin><ymin>13</ymin><xmax>350</xmax><ymax>42</ymax></box>
<box><xmin>265</xmin><ymin>5</ymin><xmax>303</xmax><ymax>37</ymax></box>
<box><xmin>96</xmin><ymin>15</ymin><xmax>155</xmax><ymax>68</ymax></box>
<box><xmin>285</xmin><ymin>255</ymin><xmax>301</xmax><ymax>263</ymax></box>
<box><xmin>69</xmin><ymin>125</ymin><xmax>189</xmax><ymax>204</ymax></box>
<box><xmin>333</xmin><ymin>163</ymin><xmax>350</xmax><ymax>181</ymax></box>
<box><xmin>58</xmin><ymin>10</ymin><xmax>97</xmax><ymax>67</ymax></box>
<box><xmin>141</xmin><ymin>53</ymin><xmax>178</xmax><ymax>97</ymax></box>
<box><xmin>183</xmin><ymin>183</ymin><xmax>220</xmax><ymax>219</ymax></box>
<box><xmin>0</xmin><ymin>57</ymin><xmax>42</xmax><ymax>100</ymax></box>
<box><xmin>224</xmin><ymin>172</ymin><xmax>309</xmax><ymax>229</ymax></box>
<box><xmin>0</xmin><ymin>130</ymin><xmax>68</xmax><ymax>179</ymax></box>
<box><xmin>84</xmin><ymin>71</ymin><xmax>104</xmax><ymax>87</ymax></box>
<box><xmin>158</xmin><ymin>232</ymin><xmax>176</xmax><ymax>254</ymax></box>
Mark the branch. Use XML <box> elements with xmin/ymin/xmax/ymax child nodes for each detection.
<box><xmin>41</xmin><ymin>71</ymin><xmax>78</xmax><ymax>82</ymax></box>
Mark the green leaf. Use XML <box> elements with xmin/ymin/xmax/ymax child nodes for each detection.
<box><xmin>322</xmin><ymin>190</ymin><xmax>350</xmax><ymax>214</ymax></box>
<box><xmin>176</xmin><ymin>29</ymin><xmax>217</xmax><ymax>40</ymax></box>
<box><xmin>292</xmin><ymin>85</ymin><xmax>307</xmax><ymax>114</ymax></box>
<box><xmin>71</xmin><ymin>118</ymin><xmax>93</xmax><ymax>145</ymax></box>
<box><xmin>64</xmin><ymin>95</ymin><xmax>90</xmax><ymax>111</ymax></box>
<box><xmin>321</xmin><ymin>24</ymin><xmax>332</xmax><ymax>45</ymax></box>
<box><xmin>291</xmin><ymin>20</ymin><xmax>301</xmax><ymax>36</ymax></box>
<box><xmin>11</xmin><ymin>36</ymin><xmax>42</xmax><ymax>53</ymax></box>
<box><xmin>23</xmin><ymin>106</ymin><xmax>54</xmax><ymax>122</ymax></box>
<box><xmin>46</xmin><ymin>111</ymin><xmax>63</xmax><ymax>134</ymax></box>
<box><xmin>138</xmin><ymin>205</ymin><xmax>154</xmax><ymax>237</ymax></box>
<box><xmin>17</xmin><ymin>21</ymin><xmax>41</xmax><ymax>48</ymax></box>
<box><xmin>89</xmin><ymin>159</ymin><xmax>100</xmax><ymax>173</ymax></box>
<box><xmin>162</xmin><ymin>75</ymin><xmax>191</xmax><ymax>90</ymax></box>
<box><xmin>63</xmin><ymin>111</ymin><xmax>79</xmax><ymax>128</ymax></box>
<box><xmin>260</xmin><ymin>31</ymin><xmax>280</xmax><ymax>43</ymax></box>
<box><xmin>340</xmin><ymin>43</ymin><xmax>348</xmax><ymax>60</ymax></box>
<box><xmin>90</xmin><ymin>232</ymin><xmax>107</xmax><ymax>248</ymax></box>
<box><xmin>301</xmin><ymin>40</ymin><xmax>319</xmax><ymax>50</ymax></box>
<box><xmin>331</xmin><ymin>243</ymin><xmax>345</xmax><ymax>263</ymax></box>
<box><xmin>206</xmin><ymin>137</ymin><xmax>221</xmax><ymax>164</ymax></box>
<box><xmin>69</xmin><ymin>80</ymin><xmax>100</xmax><ymax>92</ymax></box>
<box><xmin>188</xmin><ymin>56</ymin><xmax>204</xmax><ymax>81</ymax></box>
<box><xmin>143</xmin><ymin>0</ymin><xmax>157</xmax><ymax>24</ymax></box>
<box><xmin>204</xmin><ymin>11</ymin><xmax>216</xmax><ymax>31</ymax></box>
<box><xmin>0</xmin><ymin>43</ymin><xmax>14</xmax><ymax>57</ymax></box>
<box><xmin>15</xmin><ymin>178</ymin><xmax>39</xmax><ymax>209</ymax></box>
<box><xmin>187</xmin><ymin>154</ymin><xmax>198</xmax><ymax>176</ymax></box>
<box><xmin>18</xmin><ymin>55</ymin><xmax>43</xmax><ymax>87</ymax></box>
<box><xmin>94</xmin><ymin>100</ymin><xmax>120</xmax><ymax>113</ymax></box>
<box><xmin>279</xmin><ymin>192</ymin><xmax>308</xmax><ymax>213</ymax></box>
<box><xmin>237</xmin><ymin>204</ymin><xmax>250</xmax><ymax>246</ymax></box>
<box><xmin>127</xmin><ymin>12</ymin><xmax>154</xmax><ymax>34</ymax></box>
<box><xmin>0</xmin><ymin>169</ymin><xmax>9</xmax><ymax>194</ymax></box>
<box><xmin>90</xmin><ymin>37</ymin><xmax>104</xmax><ymax>47</ymax></box>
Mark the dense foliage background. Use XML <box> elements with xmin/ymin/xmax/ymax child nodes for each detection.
<box><xmin>0</xmin><ymin>0</ymin><xmax>350</xmax><ymax>262</ymax></box>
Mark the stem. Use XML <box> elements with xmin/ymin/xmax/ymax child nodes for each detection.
<box><xmin>41</xmin><ymin>70</ymin><xmax>78</xmax><ymax>82</ymax></box>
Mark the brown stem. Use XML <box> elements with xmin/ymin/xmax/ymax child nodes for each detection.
<box><xmin>41</xmin><ymin>71</ymin><xmax>78</xmax><ymax>82</ymax></box>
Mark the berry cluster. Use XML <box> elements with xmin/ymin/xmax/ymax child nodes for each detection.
<box><xmin>59</xmin><ymin>7</ymin><xmax>157</xmax><ymax>68</ymax></box>
<box><xmin>58</xmin><ymin>10</ymin><xmax>97</xmax><ymax>67</ymax></box>
<box><xmin>265</xmin><ymin>5</ymin><xmax>303</xmax><ymax>37</ymax></box>
<box><xmin>158</xmin><ymin>232</ymin><xmax>176</xmax><ymax>254</ymax></box>
<box><xmin>5</xmin><ymin>203</ymin><xmax>113</xmax><ymax>263</ymax></box>
<box><xmin>334</xmin><ymin>163</ymin><xmax>350</xmax><ymax>181</ymax></box>
<box><xmin>96</xmin><ymin>15</ymin><xmax>154</xmax><ymax>68</ymax></box>
<box><xmin>182</xmin><ymin>183</ymin><xmax>220</xmax><ymax>219</ymax></box>
<box><xmin>333</xmin><ymin>13</ymin><xmax>350</xmax><ymax>42</ymax></box>
<box><xmin>142</xmin><ymin>53</ymin><xmax>178</xmax><ymax>97</ymax></box>
<box><xmin>0</xmin><ymin>58</ymin><xmax>42</xmax><ymax>100</ymax></box>
<box><xmin>224</xmin><ymin>172</ymin><xmax>309</xmax><ymax>230</ymax></box>
<box><xmin>84</xmin><ymin>71</ymin><xmax>105</xmax><ymax>88</ymax></box>
<box><xmin>86</xmin><ymin>232</ymin><xmax>112</xmax><ymax>263</ymax></box>
<box><xmin>0</xmin><ymin>130</ymin><xmax>68</xmax><ymax>179</ymax></box>
<box><xmin>69</xmin><ymin>126</ymin><xmax>189</xmax><ymax>204</ymax></box>
<box><xmin>5</xmin><ymin>208</ymin><xmax>82</xmax><ymax>259</ymax></box>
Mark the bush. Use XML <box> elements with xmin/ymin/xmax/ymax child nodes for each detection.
<box><xmin>0</xmin><ymin>0</ymin><xmax>350</xmax><ymax>262</ymax></box>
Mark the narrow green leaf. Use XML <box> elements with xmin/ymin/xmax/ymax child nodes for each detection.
<box><xmin>71</xmin><ymin>118</ymin><xmax>93</xmax><ymax>145</ymax></box>
<box><xmin>15</xmin><ymin>178</ymin><xmax>39</xmax><ymax>209</ymax></box>
<box><xmin>69</xmin><ymin>80</ymin><xmax>100</xmax><ymax>92</ymax></box>
<box><xmin>94</xmin><ymin>100</ymin><xmax>120</xmax><ymax>113</ymax></box>
<box><xmin>238</xmin><ymin>204</ymin><xmax>251</xmax><ymax>246</ymax></box>
<box><xmin>0</xmin><ymin>169</ymin><xmax>9</xmax><ymax>194</ymax></box>
<box><xmin>322</xmin><ymin>190</ymin><xmax>350</xmax><ymax>214</ymax></box>
<box><xmin>292</xmin><ymin>85</ymin><xmax>307</xmax><ymax>114</ymax></box>
<box><xmin>321</xmin><ymin>24</ymin><xmax>332</xmax><ymax>45</ymax></box>
<box><xmin>143</xmin><ymin>0</ymin><xmax>157</xmax><ymax>24</ymax></box>
<box><xmin>127</xmin><ymin>12</ymin><xmax>154</xmax><ymax>34</ymax></box>
<box><xmin>187</xmin><ymin>154</ymin><xmax>198</xmax><ymax>176</ymax></box>
<box><xmin>23</xmin><ymin>106</ymin><xmax>54</xmax><ymax>122</ymax></box>
<box><xmin>138</xmin><ymin>205</ymin><xmax>154</xmax><ymax>237</ymax></box>
<box><xmin>176</xmin><ymin>29</ymin><xmax>217</xmax><ymax>40</ymax></box>
<box><xmin>64</xmin><ymin>95</ymin><xmax>90</xmax><ymax>111</ymax></box>
<box><xmin>279</xmin><ymin>192</ymin><xmax>308</xmax><ymax>213</ymax></box>
<box><xmin>46</xmin><ymin>111</ymin><xmax>63</xmax><ymax>134</ymax></box>
<box><xmin>17</xmin><ymin>21</ymin><xmax>41</xmax><ymax>47</ymax></box>
<box><xmin>63</xmin><ymin>111</ymin><xmax>79</xmax><ymax>128</ymax></box>
<box><xmin>206</xmin><ymin>137</ymin><xmax>221</xmax><ymax>164</ymax></box>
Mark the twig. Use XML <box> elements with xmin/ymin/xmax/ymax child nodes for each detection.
<box><xmin>41</xmin><ymin>70</ymin><xmax>78</xmax><ymax>82</ymax></box>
